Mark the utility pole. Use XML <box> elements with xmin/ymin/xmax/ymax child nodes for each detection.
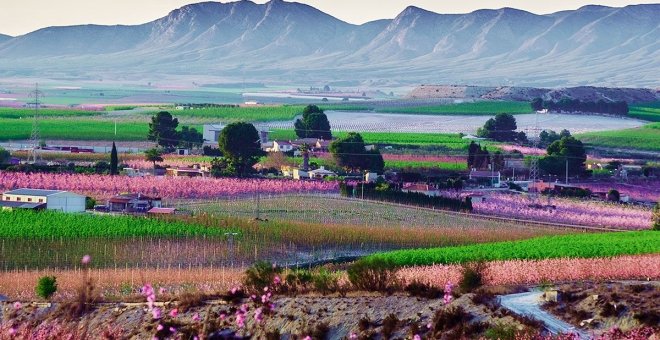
<box><xmin>565</xmin><ymin>158</ymin><xmax>569</xmax><ymax>185</ymax></box>
<box><xmin>28</xmin><ymin>83</ymin><xmax>44</xmax><ymax>163</ymax></box>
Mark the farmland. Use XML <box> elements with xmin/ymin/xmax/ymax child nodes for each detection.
<box><xmin>577</xmin><ymin>122</ymin><xmax>660</xmax><ymax>151</ymax></box>
<box><xmin>363</xmin><ymin>231</ymin><xmax>660</xmax><ymax>267</ymax></box>
<box><xmin>472</xmin><ymin>193</ymin><xmax>653</xmax><ymax>230</ymax></box>
<box><xmin>0</xmin><ymin>118</ymin><xmax>152</xmax><ymax>141</ymax></box>
<box><xmin>0</xmin><ymin>202</ymin><xmax>571</xmax><ymax>270</ymax></box>
<box><xmin>376</xmin><ymin>101</ymin><xmax>532</xmax><ymax>115</ymax></box>
<box><xmin>628</xmin><ymin>102</ymin><xmax>660</xmax><ymax>122</ymax></box>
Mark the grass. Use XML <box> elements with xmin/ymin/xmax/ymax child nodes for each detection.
<box><xmin>628</xmin><ymin>102</ymin><xmax>660</xmax><ymax>122</ymax></box>
<box><xmin>362</xmin><ymin>231</ymin><xmax>660</xmax><ymax>267</ymax></box>
<box><xmin>577</xmin><ymin>123</ymin><xmax>660</xmax><ymax>151</ymax></box>
<box><xmin>376</xmin><ymin>101</ymin><xmax>532</xmax><ymax>115</ymax></box>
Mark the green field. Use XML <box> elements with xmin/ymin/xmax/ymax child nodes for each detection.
<box><xmin>270</xmin><ymin>129</ymin><xmax>471</xmax><ymax>149</ymax></box>
<box><xmin>362</xmin><ymin>231</ymin><xmax>660</xmax><ymax>267</ymax></box>
<box><xmin>0</xmin><ymin>108</ymin><xmax>102</xmax><ymax>119</ymax></box>
<box><xmin>629</xmin><ymin>102</ymin><xmax>660</xmax><ymax>122</ymax></box>
<box><xmin>376</xmin><ymin>101</ymin><xmax>532</xmax><ymax>115</ymax></box>
<box><xmin>0</xmin><ymin>118</ymin><xmax>154</xmax><ymax>141</ymax></box>
<box><xmin>577</xmin><ymin>123</ymin><xmax>660</xmax><ymax>151</ymax></box>
<box><xmin>0</xmin><ymin>210</ymin><xmax>234</xmax><ymax>238</ymax></box>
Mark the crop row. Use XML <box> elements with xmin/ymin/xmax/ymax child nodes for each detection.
<box><xmin>397</xmin><ymin>254</ymin><xmax>660</xmax><ymax>287</ymax></box>
<box><xmin>472</xmin><ymin>193</ymin><xmax>652</xmax><ymax>230</ymax></box>
<box><xmin>0</xmin><ymin>172</ymin><xmax>337</xmax><ymax>199</ymax></box>
<box><xmin>363</xmin><ymin>231</ymin><xmax>660</xmax><ymax>267</ymax></box>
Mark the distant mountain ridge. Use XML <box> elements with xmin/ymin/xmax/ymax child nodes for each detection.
<box><xmin>0</xmin><ymin>1</ymin><xmax>658</xmax><ymax>87</ymax></box>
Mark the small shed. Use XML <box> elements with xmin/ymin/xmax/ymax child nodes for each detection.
<box><xmin>147</xmin><ymin>207</ymin><xmax>176</xmax><ymax>215</ymax></box>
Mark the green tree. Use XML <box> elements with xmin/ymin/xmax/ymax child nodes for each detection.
<box><xmin>0</xmin><ymin>147</ymin><xmax>10</xmax><ymax>164</ymax></box>
<box><xmin>144</xmin><ymin>148</ymin><xmax>164</xmax><ymax>171</ymax></box>
<box><xmin>492</xmin><ymin>151</ymin><xmax>505</xmax><ymax>171</ymax></box>
<box><xmin>531</xmin><ymin>98</ymin><xmax>544</xmax><ymax>111</ymax></box>
<box><xmin>476</xmin><ymin>113</ymin><xmax>522</xmax><ymax>142</ymax></box>
<box><xmin>467</xmin><ymin>142</ymin><xmax>480</xmax><ymax>169</ymax></box>
<box><xmin>218</xmin><ymin>122</ymin><xmax>264</xmax><ymax>177</ymax></box>
<box><xmin>329</xmin><ymin>132</ymin><xmax>383</xmax><ymax>172</ymax></box>
<box><xmin>110</xmin><ymin>142</ymin><xmax>118</xmax><ymax>176</ymax></box>
<box><xmin>179</xmin><ymin>126</ymin><xmax>203</xmax><ymax>149</ymax></box>
<box><xmin>148</xmin><ymin>111</ymin><xmax>179</xmax><ymax>150</ymax></box>
<box><xmin>539</xmin><ymin>136</ymin><xmax>586</xmax><ymax>177</ymax></box>
<box><xmin>653</xmin><ymin>203</ymin><xmax>660</xmax><ymax>231</ymax></box>
<box><xmin>607</xmin><ymin>189</ymin><xmax>620</xmax><ymax>202</ymax></box>
<box><xmin>35</xmin><ymin>276</ymin><xmax>57</xmax><ymax>300</ymax></box>
<box><xmin>294</xmin><ymin>105</ymin><xmax>332</xmax><ymax>139</ymax></box>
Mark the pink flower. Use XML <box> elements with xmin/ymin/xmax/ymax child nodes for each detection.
<box><xmin>230</xmin><ymin>287</ymin><xmax>238</xmax><ymax>294</ymax></box>
<box><xmin>158</xmin><ymin>287</ymin><xmax>167</xmax><ymax>295</ymax></box>
<box><xmin>169</xmin><ymin>327</ymin><xmax>177</xmax><ymax>334</ymax></box>
<box><xmin>219</xmin><ymin>313</ymin><xmax>226</xmax><ymax>320</ymax></box>
<box><xmin>264</xmin><ymin>287</ymin><xmax>269</xmax><ymax>292</ymax></box>
<box><xmin>8</xmin><ymin>328</ymin><xmax>16</xmax><ymax>335</ymax></box>
<box><xmin>152</xmin><ymin>308</ymin><xmax>162</xmax><ymax>319</ymax></box>
<box><xmin>261</xmin><ymin>294</ymin><xmax>268</xmax><ymax>303</ymax></box>
<box><xmin>81</xmin><ymin>255</ymin><xmax>91</xmax><ymax>265</ymax></box>
<box><xmin>255</xmin><ymin>307</ymin><xmax>264</xmax><ymax>323</ymax></box>
<box><xmin>349</xmin><ymin>333</ymin><xmax>358</xmax><ymax>339</ymax></box>
<box><xmin>236</xmin><ymin>312</ymin><xmax>246</xmax><ymax>328</ymax></box>
<box><xmin>192</xmin><ymin>313</ymin><xmax>201</xmax><ymax>322</ymax></box>
<box><xmin>157</xmin><ymin>324</ymin><xmax>164</xmax><ymax>331</ymax></box>
<box><xmin>169</xmin><ymin>309</ymin><xmax>178</xmax><ymax>317</ymax></box>
<box><xmin>13</xmin><ymin>302</ymin><xmax>22</xmax><ymax>309</ymax></box>
<box><xmin>426</xmin><ymin>322</ymin><xmax>432</xmax><ymax>329</ymax></box>
<box><xmin>240</xmin><ymin>304</ymin><xmax>248</xmax><ymax>313</ymax></box>
<box><xmin>273</xmin><ymin>275</ymin><xmax>281</xmax><ymax>285</ymax></box>
<box><xmin>414</xmin><ymin>335</ymin><xmax>422</xmax><ymax>340</ymax></box>
<box><xmin>303</xmin><ymin>336</ymin><xmax>312</xmax><ymax>340</ymax></box>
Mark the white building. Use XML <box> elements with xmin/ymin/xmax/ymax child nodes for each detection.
<box><xmin>308</xmin><ymin>166</ymin><xmax>337</xmax><ymax>179</ymax></box>
<box><xmin>271</xmin><ymin>141</ymin><xmax>294</xmax><ymax>153</ymax></box>
<box><xmin>203</xmin><ymin>124</ymin><xmax>225</xmax><ymax>144</ymax></box>
<box><xmin>1</xmin><ymin>188</ymin><xmax>86</xmax><ymax>212</ymax></box>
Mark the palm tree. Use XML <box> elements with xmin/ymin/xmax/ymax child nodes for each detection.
<box><xmin>144</xmin><ymin>148</ymin><xmax>163</xmax><ymax>173</ymax></box>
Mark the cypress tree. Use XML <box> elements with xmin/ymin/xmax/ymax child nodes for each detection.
<box><xmin>110</xmin><ymin>142</ymin><xmax>118</xmax><ymax>175</ymax></box>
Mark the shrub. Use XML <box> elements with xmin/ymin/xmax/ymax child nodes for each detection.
<box><xmin>404</xmin><ymin>280</ymin><xmax>443</xmax><ymax>299</ymax></box>
<box><xmin>285</xmin><ymin>269</ymin><xmax>313</xmax><ymax>293</ymax></box>
<box><xmin>381</xmin><ymin>313</ymin><xmax>399</xmax><ymax>339</ymax></box>
<box><xmin>36</xmin><ymin>275</ymin><xmax>58</xmax><ymax>300</ymax></box>
<box><xmin>634</xmin><ymin>310</ymin><xmax>660</xmax><ymax>327</ymax></box>
<box><xmin>312</xmin><ymin>269</ymin><xmax>340</xmax><ymax>295</ymax></box>
<box><xmin>243</xmin><ymin>261</ymin><xmax>282</xmax><ymax>293</ymax></box>
<box><xmin>431</xmin><ymin>306</ymin><xmax>473</xmax><ymax>334</ymax></box>
<box><xmin>459</xmin><ymin>262</ymin><xmax>484</xmax><ymax>293</ymax></box>
<box><xmin>347</xmin><ymin>258</ymin><xmax>399</xmax><ymax>292</ymax></box>
<box><xmin>484</xmin><ymin>322</ymin><xmax>517</xmax><ymax>340</ymax></box>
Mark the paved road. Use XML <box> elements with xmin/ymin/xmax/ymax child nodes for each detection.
<box><xmin>499</xmin><ymin>291</ymin><xmax>590</xmax><ymax>339</ymax></box>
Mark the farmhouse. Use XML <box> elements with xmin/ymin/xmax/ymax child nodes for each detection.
<box><xmin>108</xmin><ymin>193</ymin><xmax>162</xmax><ymax>213</ymax></box>
<box><xmin>402</xmin><ymin>183</ymin><xmax>441</xmax><ymax>197</ymax></box>
<box><xmin>1</xmin><ymin>188</ymin><xmax>86</xmax><ymax>212</ymax></box>
<box><xmin>308</xmin><ymin>166</ymin><xmax>336</xmax><ymax>179</ymax></box>
<box><xmin>271</xmin><ymin>140</ymin><xmax>294</xmax><ymax>153</ymax></box>
<box><xmin>166</xmin><ymin>166</ymin><xmax>209</xmax><ymax>178</ymax></box>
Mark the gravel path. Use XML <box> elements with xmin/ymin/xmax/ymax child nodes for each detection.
<box><xmin>499</xmin><ymin>291</ymin><xmax>590</xmax><ymax>339</ymax></box>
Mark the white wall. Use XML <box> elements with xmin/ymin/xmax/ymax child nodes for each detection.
<box><xmin>46</xmin><ymin>192</ymin><xmax>86</xmax><ymax>213</ymax></box>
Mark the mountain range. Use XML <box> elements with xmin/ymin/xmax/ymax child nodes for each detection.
<box><xmin>0</xmin><ymin>0</ymin><xmax>658</xmax><ymax>87</ymax></box>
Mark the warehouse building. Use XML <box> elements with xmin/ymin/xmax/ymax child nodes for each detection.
<box><xmin>1</xmin><ymin>188</ymin><xmax>87</xmax><ymax>213</ymax></box>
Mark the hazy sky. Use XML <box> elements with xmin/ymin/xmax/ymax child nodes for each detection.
<box><xmin>1</xmin><ymin>0</ymin><xmax>656</xmax><ymax>36</ymax></box>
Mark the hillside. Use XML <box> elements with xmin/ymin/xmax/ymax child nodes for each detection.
<box><xmin>408</xmin><ymin>85</ymin><xmax>660</xmax><ymax>103</ymax></box>
<box><xmin>0</xmin><ymin>1</ymin><xmax>658</xmax><ymax>87</ymax></box>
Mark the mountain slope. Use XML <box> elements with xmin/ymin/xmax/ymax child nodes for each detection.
<box><xmin>0</xmin><ymin>1</ymin><xmax>657</xmax><ymax>87</ymax></box>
